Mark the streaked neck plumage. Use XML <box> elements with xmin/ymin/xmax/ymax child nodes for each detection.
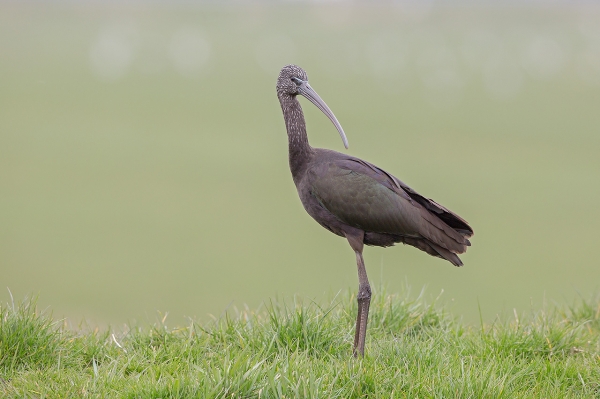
<box><xmin>278</xmin><ymin>92</ymin><xmax>314</xmax><ymax>183</ymax></box>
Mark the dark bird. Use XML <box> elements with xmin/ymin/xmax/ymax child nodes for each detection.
<box><xmin>276</xmin><ymin>65</ymin><xmax>473</xmax><ymax>357</ymax></box>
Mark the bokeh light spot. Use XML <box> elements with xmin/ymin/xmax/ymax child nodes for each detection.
<box><xmin>89</xmin><ymin>23</ymin><xmax>139</xmax><ymax>81</ymax></box>
<box><xmin>521</xmin><ymin>35</ymin><xmax>566</xmax><ymax>80</ymax></box>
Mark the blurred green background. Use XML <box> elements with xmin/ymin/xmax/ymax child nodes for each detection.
<box><xmin>1</xmin><ymin>2</ymin><xmax>599</xmax><ymax>327</ymax></box>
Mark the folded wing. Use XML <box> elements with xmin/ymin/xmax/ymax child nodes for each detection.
<box><xmin>309</xmin><ymin>158</ymin><xmax>473</xmax><ymax>264</ymax></box>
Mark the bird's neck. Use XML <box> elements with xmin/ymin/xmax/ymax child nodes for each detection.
<box><xmin>278</xmin><ymin>93</ymin><xmax>314</xmax><ymax>181</ymax></box>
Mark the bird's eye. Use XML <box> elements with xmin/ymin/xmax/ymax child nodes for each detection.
<box><xmin>291</xmin><ymin>77</ymin><xmax>303</xmax><ymax>85</ymax></box>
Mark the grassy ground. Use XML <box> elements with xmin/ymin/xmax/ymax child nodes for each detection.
<box><xmin>1</xmin><ymin>291</ymin><xmax>599</xmax><ymax>398</ymax></box>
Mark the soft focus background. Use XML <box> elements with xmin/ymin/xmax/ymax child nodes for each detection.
<box><xmin>1</xmin><ymin>1</ymin><xmax>599</xmax><ymax>327</ymax></box>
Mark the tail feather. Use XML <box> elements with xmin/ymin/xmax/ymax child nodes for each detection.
<box><xmin>428</xmin><ymin>242</ymin><xmax>463</xmax><ymax>267</ymax></box>
<box><xmin>398</xmin><ymin>236</ymin><xmax>463</xmax><ymax>267</ymax></box>
<box><xmin>417</xmin><ymin>205</ymin><xmax>470</xmax><ymax>254</ymax></box>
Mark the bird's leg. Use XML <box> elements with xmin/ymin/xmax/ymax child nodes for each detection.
<box><xmin>346</xmin><ymin>232</ymin><xmax>371</xmax><ymax>357</ymax></box>
<box><xmin>353</xmin><ymin>250</ymin><xmax>371</xmax><ymax>357</ymax></box>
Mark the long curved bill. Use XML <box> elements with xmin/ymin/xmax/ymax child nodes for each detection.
<box><xmin>298</xmin><ymin>82</ymin><xmax>349</xmax><ymax>149</ymax></box>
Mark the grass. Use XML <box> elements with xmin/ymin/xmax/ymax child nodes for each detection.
<box><xmin>1</xmin><ymin>290</ymin><xmax>600</xmax><ymax>398</ymax></box>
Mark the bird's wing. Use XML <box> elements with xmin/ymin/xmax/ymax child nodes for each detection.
<box><xmin>352</xmin><ymin>158</ymin><xmax>473</xmax><ymax>239</ymax></box>
<box><xmin>309</xmin><ymin>158</ymin><xmax>472</xmax><ymax>254</ymax></box>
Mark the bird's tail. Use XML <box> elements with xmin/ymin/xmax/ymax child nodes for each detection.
<box><xmin>398</xmin><ymin>236</ymin><xmax>464</xmax><ymax>267</ymax></box>
<box><xmin>428</xmin><ymin>242</ymin><xmax>463</xmax><ymax>267</ymax></box>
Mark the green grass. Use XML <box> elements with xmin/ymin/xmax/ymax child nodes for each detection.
<box><xmin>2</xmin><ymin>291</ymin><xmax>600</xmax><ymax>398</ymax></box>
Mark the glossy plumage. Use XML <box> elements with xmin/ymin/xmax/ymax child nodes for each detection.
<box><xmin>305</xmin><ymin>150</ymin><xmax>472</xmax><ymax>265</ymax></box>
<box><xmin>276</xmin><ymin>64</ymin><xmax>473</xmax><ymax>356</ymax></box>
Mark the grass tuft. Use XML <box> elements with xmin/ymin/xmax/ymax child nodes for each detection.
<box><xmin>1</xmin><ymin>290</ymin><xmax>599</xmax><ymax>398</ymax></box>
<box><xmin>0</xmin><ymin>296</ymin><xmax>64</xmax><ymax>372</ymax></box>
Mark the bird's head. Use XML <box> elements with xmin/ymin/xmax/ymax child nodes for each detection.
<box><xmin>277</xmin><ymin>64</ymin><xmax>349</xmax><ymax>149</ymax></box>
<box><xmin>277</xmin><ymin>64</ymin><xmax>308</xmax><ymax>96</ymax></box>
